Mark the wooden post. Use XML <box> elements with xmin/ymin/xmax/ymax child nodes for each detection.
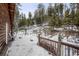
<box><xmin>57</xmin><ymin>33</ymin><xmax>62</xmax><ymax>56</ymax></box>
<box><xmin>38</xmin><ymin>34</ymin><xmax>40</xmax><ymax>45</ymax></box>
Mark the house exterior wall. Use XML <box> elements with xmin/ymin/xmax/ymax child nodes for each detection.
<box><xmin>0</xmin><ymin>3</ymin><xmax>15</xmax><ymax>52</ymax></box>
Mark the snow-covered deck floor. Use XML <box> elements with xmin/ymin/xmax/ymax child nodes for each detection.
<box><xmin>5</xmin><ymin>30</ymin><xmax>51</xmax><ymax>56</ymax></box>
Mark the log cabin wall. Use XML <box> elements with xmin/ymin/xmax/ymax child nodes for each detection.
<box><xmin>0</xmin><ymin>3</ymin><xmax>15</xmax><ymax>53</ymax></box>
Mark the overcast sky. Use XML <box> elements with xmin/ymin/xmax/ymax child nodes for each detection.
<box><xmin>20</xmin><ymin>3</ymin><xmax>49</xmax><ymax>18</ymax></box>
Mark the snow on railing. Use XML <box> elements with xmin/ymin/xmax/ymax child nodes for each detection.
<box><xmin>38</xmin><ymin>34</ymin><xmax>79</xmax><ymax>56</ymax></box>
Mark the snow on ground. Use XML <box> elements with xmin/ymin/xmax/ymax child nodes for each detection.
<box><xmin>41</xmin><ymin>31</ymin><xmax>79</xmax><ymax>46</ymax></box>
<box><xmin>5</xmin><ymin>28</ymin><xmax>52</xmax><ymax>56</ymax></box>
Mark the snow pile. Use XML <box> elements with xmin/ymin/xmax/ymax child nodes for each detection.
<box><xmin>54</xmin><ymin>28</ymin><xmax>64</xmax><ymax>31</ymax></box>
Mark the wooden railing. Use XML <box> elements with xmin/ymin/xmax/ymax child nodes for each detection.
<box><xmin>38</xmin><ymin>34</ymin><xmax>79</xmax><ymax>56</ymax></box>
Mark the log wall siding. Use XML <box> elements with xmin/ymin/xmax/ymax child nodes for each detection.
<box><xmin>0</xmin><ymin>3</ymin><xmax>15</xmax><ymax>53</ymax></box>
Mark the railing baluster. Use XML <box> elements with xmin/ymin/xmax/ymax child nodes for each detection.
<box><xmin>72</xmin><ymin>48</ymin><xmax>74</xmax><ymax>56</ymax></box>
<box><xmin>68</xmin><ymin>46</ymin><xmax>70</xmax><ymax>56</ymax></box>
<box><xmin>57</xmin><ymin>43</ymin><xmax>58</xmax><ymax>55</ymax></box>
<box><xmin>65</xmin><ymin>46</ymin><xmax>66</xmax><ymax>56</ymax></box>
<box><xmin>49</xmin><ymin>40</ymin><xmax>50</xmax><ymax>52</ymax></box>
<box><xmin>74</xmin><ymin>49</ymin><xmax>76</xmax><ymax>55</ymax></box>
<box><xmin>53</xmin><ymin>42</ymin><xmax>55</xmax><ymax>50</ymax></box>
<box><xmin>55</xmin><ymin>43</ymin><xmax>57</xmax><ymax>55</ymax></box>
<box><xmin>77</xmin><ymin>49</ymin><xmax>79</xmax><ymax>55</ymax></box>
<box><xmin>54</xmin><ymin>42</ymin><xmax>56</xmax><ymax>54</ymax></box>
<box><xmin>61</xmin><ymin>45</ymin><xmax>63</xmax><ymax>56</ymax></box>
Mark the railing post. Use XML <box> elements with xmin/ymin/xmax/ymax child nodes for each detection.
<box><xmin>57</xmin><ymin>33</ymin><xmax>62</xmax><ymax>56</ymax></box>
<box><xmin>38</xmin><ymin>34</ymin><xmax>41</xmax><ymax>45</ymax></box>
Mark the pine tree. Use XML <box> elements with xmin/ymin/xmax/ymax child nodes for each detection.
<box><xmin>47</xmin><ymin>3</ymin><xmax>53</xmax><ymax>17</ymax></box>
<box><xmin>75</xmin><ymin>3</ymin><xmax>79</xmax><ymax>30</ymax></box>
<box><xmin>38</xmin><ymin>3</ymin><xmax>45</xmax><ymax>25</ymax></box>
<box><xmin>69</xmin><ymin>3</ymin><xmax>76</xmax><ymax>30</ymax></box>
<box><xmin>28</xmin><ymin>12</ymin><xmax>32</xmax><ymax>20</ymax></box>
